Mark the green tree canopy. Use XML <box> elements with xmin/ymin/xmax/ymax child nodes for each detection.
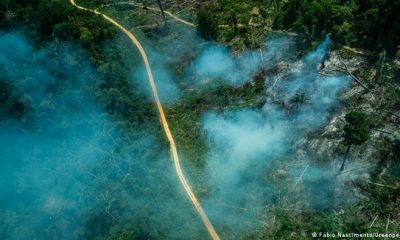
<box><xmin>343</xmin><ymin>111</ymin><xmax>369</xmax><ymax>146</ymax></box>
<box><xmin>197</xmin><ymin>6</ymin><xmax>218</xmax><ymax>41</ymax></box>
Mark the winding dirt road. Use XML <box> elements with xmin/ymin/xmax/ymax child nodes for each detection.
<box><xmin>69</xmin><ymin>1</ymin><xmax>219</xmax><ymax>239</ymax></box>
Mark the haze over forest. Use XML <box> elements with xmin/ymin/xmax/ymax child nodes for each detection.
<box><xmin>0</xmin><ymin>0</ymin><xmax>399</xmax><ymax>239</ymax></box>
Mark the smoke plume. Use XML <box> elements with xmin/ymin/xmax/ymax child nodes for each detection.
<box><xmin>200</xmin><ymin>35</ymin><xmax>351</xmax><ymax>233</ymax></box>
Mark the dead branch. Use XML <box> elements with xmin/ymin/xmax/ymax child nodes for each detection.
<box><xmin>342</xmin><ymin>46</ymin><xmax>373</xmax><ymax>56</ymax></box>
<box><xmin>386</xmin><ymin>214</ymin><xmax>390</xmax><ymax>233</ymax></box>
<box><xmin>377</xmin><ymin>50</ymin><xmax>386</xmax><ymax>83</ymax></box>
<box><xmin>291</xmin><ymin>164</ymin><xmax>310</xmax><ymax>191</ymax></box>
<box><xmin>336</xmin><ymin>53</ymin><xmax>370</xmax><ymax>92</ymax></box>
<box><xmin>364</xmin><ymin>180</ymin><xmax>398</xmax><ymax>189</ymax></box>
<box><xmin>372</xmin><ymin>128</ymin><xmax>396</xmax><ymax>136</ymax></box>
<box><xmin>345</xmin><ymin>106</ymin><xmax>400</xmax><ymax>120</ymax></box>
<box><xmin>369</xmin><ymin>214</ymin><xmax>378</xmax><ymax>228</ymax></box>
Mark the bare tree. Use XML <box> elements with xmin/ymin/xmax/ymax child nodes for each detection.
<box><xmin>156</xmin><ymin>0</ymin><xmax>167</xmax><ymax>26</ymax></box>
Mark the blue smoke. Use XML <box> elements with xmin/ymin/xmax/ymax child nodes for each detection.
<box><xmin>201</xmin><ymin>38</ymin><xmax>350</xmax><ymax>230</ymax></box>
<box><xmin>192</xmin><ymin>37</ymin><xmax>294</xmax><ymax>86</ymax></box>
<box><xmin>0</xmin><ymin>32</ymin><xmax>208</xmax><ymax>240</ymax></box>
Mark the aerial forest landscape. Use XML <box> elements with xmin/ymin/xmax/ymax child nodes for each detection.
<box><xmin>0</xmin><ymin>0</ymin><xmax>399</xmax><ymax>239</ymax></box>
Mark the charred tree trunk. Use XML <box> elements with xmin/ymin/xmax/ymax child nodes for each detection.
<box><xmin>376</xmin><ymin>50</ymin><xmax>386</xmax><ymax>83</ymax></box>
<box><xmin>340</xmin><ymin>145</ymin><xmax>351</xmax><ymax>171</ymax></box>
<box><xmin>156</xmin><ymin>0</ymin><xmax>167</xmax><ymax>26</ymax></box>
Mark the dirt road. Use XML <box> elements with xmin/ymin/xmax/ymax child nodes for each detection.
<box><xmin>69</xmin><ymin>1</ymin><xmax>219</xmax><ymax>239</ymax></box>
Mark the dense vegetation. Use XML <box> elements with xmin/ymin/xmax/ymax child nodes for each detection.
<box><xmin>340</xmin><ymin>111</ymin><xmax>369</xmax><ymax>171</ymax></box>
<box><xmin>0</xmin><ymin>0</ymin><xmax>115</xmax><ymax>59</ymax></box>
<box><xmin>198</xmin><ymin>0</ymin><xmax>400</xmax><ymax>53</ymax></box>
<box><xmin>1</xmin><ymin>0</ymin><xmax>399</xmax><ymax>239</ymax></box>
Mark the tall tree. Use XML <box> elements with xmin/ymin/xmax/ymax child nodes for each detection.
<box><xmin>340</xmin><ymin>111</ymin><xmax>369</xmax><ymax>171</ymax></box>
<box><xmin>197</xmin><ymin>6</ymin><xmax>218</xmax><ymax>41</ymax></box>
